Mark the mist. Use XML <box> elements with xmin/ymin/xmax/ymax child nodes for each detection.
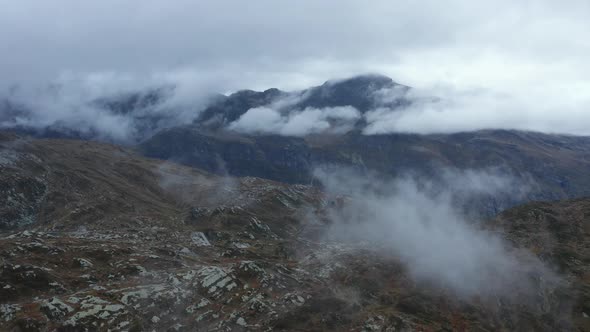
<box><xmin>156</xmin><ymin>158</ymin><xmax>240</xmax><ymax>208</ymax></box>
<box><xmin>4</xmin><ymin>73</ymin><xmax>589</xmax><ymax>139</ymax></box>
<box><xmin>229</xmin><ymin>106</ymin><xmax>360</xmax><ymax>136</ymax></box>
<box><xmin>312</xmin><ymin>167</ymin><xmax>557</xmax><ymax>298</ymax></box>
<box><xmin>0</xmin><ymin>74</ymin><xmax>217</xmax><ymax>143</ymax></box>
<box><xmin>364</xmin><ymin>85</ymin><xmax>590</xmax><ymax>135</ymax></box>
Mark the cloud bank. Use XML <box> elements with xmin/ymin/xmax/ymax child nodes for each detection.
<box><xmin>228</xmin><ymin>106</ymin><xmax>360</xmax><ymax>136</ymax></box>
<box><xmin>364</xmin><ymin>85</ymin><xmax>590</xmax><ymax>135</ymax></box>
<box><xmin>313</xmin><ymin>167</ymin><xmax>556</xmax><ymax>298</ymax></box>
<box><xmin>0</xmin><ymin>73</ymin><xmax>215</xmax><ymax>143</ymax></box>
<box><xmin>1</xmin><ymin>0</ymin><xmax>589</xmax><ymax>136</ymax></box>
<box><xmin>227</xmin><ymin>84</ymin><xmax>590</xmax><ymax>137</ymax></box>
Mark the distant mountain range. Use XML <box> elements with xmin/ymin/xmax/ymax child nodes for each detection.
<box><xmin>3</xmin><ymin>74</ymin><xmax>590</xmax><ymax>216</ymax></box>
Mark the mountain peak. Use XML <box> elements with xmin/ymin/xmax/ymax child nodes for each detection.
<box><xmin>297</xmin><ymin>74</ymin><xmax>405</xmax><ymax>111</ymax></box>
<box><xmin>322</xmin><ymin>73</ymin><xmax>396</xmax><ymax>89</ymax></box>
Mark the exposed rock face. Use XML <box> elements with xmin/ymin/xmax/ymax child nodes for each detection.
<box><xmin>0</xmin><ymin>134</ymin><xmax>589</xmax><ymax>331</ymax></box>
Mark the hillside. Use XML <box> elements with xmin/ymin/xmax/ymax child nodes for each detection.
<box><xmin>1</xmin><ymin>133</ymin><xmax>589</xmax><ymax>331</ymax></box>
<box><xmin>140</xmin><ymin>128</ymin><xmax>590</xmax><ymax>217</ymax></box>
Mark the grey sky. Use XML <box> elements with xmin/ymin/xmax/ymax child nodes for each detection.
<box><xmin>1</xmin><ymin>0</ymin><xmax>589</xmax><ymax>135</ymax></box>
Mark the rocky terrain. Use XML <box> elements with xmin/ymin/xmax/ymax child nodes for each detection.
<box><xmin>1</xmin><ymin>132</ymin><xmax>590</xmax><ymax>331</ymax></box>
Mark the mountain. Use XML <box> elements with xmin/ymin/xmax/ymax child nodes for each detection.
<box><xmin>0</xmin><ymin>86</ymin><xmax>202</xmax><ymax>143</ymax></box>
<box><xmin>295</xmin><ymin>74</ymin><xmax>408</xmax><ymax>111</ymax></box>
<box><xmin>140</xmin><ymin>127</ymin><xmax>590</xmax><ymax>216</ymax></box>
<box><xmin>0</xmin><ymin>133</ymin><xmax>588</xmax><ymax>331</ymax></box>
<box><xmin>134</xmin><ymin>75</ymin><xmax>590</xmax><ymax>215</ymax></box>
<box><xmin>3</xmin><ymin>74</ymin><xmax>590</xmax><ymax>216</ymax></box>
<box><xmin>91</xmin><ymin>86</ymin><xmax>174</xmax><ymax>115</ymax></box>
<box><xmin>197</xmin><ymin>88</ymin><xmax>286</xmax><ymax>127</ymax></box>
<box><xmin>196</xmin><ymin>74</ymin><xmax>407</xmax><ymax>128</ymax></box>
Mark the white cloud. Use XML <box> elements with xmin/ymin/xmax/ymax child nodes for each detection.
<box><xmin>313</xmin><ymin>167</ymin><xmax>558</xmax><ymax>298</ymax></box>
<box><xmin>1</xmin><ymin>0</ymin><xmax>589</xmax><ymax>136</ymax></box>
<box><xmin>229</xmin><ymin>106</ymin><xmax>361</xmax><ymax>136</ymax></box>
<box><xmin>364</xmin><ymin>85</ymin><xmax>590</xmax><ymax>135</ymax></box>
<box><xmin>0</xmin><ymin>73</ymin><xmax>214</xmax><ymax>143</ymax></box>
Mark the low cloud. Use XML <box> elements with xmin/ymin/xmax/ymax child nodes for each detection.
<box><xmin>155</xmin><ymin>161</ymin><xmax>239</xmax><ymax>207</ymax></box>
<box><xmin>228</xmin><ymin>81</ymin><xmax>590</xmax><ymax>137</ymax></box>
<box><xmin>0</xmin><ymin>73</ymin><xmax>216</xmax><ymax>143</ymax></box>
<box><xmin>313</xmin><ymin>167</ymin><xmax>557</xmax><ymax>298</ymax></box>
<box><xmin>228</xmin><ymin>105</ymin><xmax>361</xmax><ymax>136</ymax></box>
<box><xmin>3</xmin><ymin>71</ymin><xmax>589</xmax><ymax>141</ymax></box>
<box><xmin>364</xmin><ymin>85</ymin><xmax>590</xmax><ymax>135</ymax></box>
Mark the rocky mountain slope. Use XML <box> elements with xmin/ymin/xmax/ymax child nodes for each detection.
<box><xmin>1</xmin><ymin>132</ymin><xmax>589</xmax><ymax>331</ymax></box>
<box><xmin>140</xmin><ymin>128</ymin><xmax>590</xmax><ymax>216</ymax></box>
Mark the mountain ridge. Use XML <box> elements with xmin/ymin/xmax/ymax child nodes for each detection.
<box><xmin>3</xmin><ymin>74</ymin><xmax>590</xmax><ymax>217</ymax></box>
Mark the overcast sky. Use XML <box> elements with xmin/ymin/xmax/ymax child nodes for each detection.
<box><xmin>1</xmin><ymin>0</ymin><xmax>589</xmax><ymax>135</ymax></box>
